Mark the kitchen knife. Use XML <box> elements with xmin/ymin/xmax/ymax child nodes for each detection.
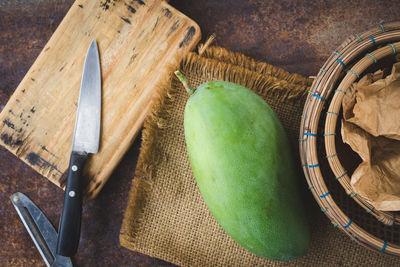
<box><xmin>10</xmin><ymin>192</ymin><xmax>73</xmax><ymax>267</ymax></box>
<box><xmin>55</xmin><ymin>39</ymin><xmax>101</xmax><ymax>257</ymax></box>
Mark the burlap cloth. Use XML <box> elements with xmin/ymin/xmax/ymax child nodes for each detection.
<box><xmin>120</xmin><ymin>46</ymin><xmax>399</xmax><ymax>266</ymax></box>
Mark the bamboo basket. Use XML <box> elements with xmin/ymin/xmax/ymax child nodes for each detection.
<box><xmin>300</xmin><ymin>22</ymin><xmax>400</xmax><ymax>255</ymax></box>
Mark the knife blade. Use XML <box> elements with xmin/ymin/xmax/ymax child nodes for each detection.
<box><xmin>55</xmin><ymin>39</ymin><xmax>101</xmax><ymax>258</ymax></box>
<box><xmin>10</xmin><ymin>192</ymin><xmax>73</xmax><ymax>267</ymax></box>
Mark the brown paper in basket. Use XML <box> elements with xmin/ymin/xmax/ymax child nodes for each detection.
<box><xmin>342</xmin><ymin>63</ymin><xmax>400</xmax><ymax>211</ymax></box>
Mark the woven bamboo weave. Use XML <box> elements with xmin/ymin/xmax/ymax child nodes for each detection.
<box><xmin>300</xmin><ymin>22</ymin><xmax>400</xmax><ymax>255</ymax></box>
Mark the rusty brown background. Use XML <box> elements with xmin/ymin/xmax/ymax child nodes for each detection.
<box><xmin>1</xmin><ymin>0</ymin><xmax>400</xmax><ymax>266</ymax></box>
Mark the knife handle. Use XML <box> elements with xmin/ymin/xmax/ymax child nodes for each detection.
<box><xmin>56</xmin><ymin>152</ymin><xmax>87</xmax><ymax>257</ymax></box>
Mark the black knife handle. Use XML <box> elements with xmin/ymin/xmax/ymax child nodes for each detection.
<box><xmin>56</xmin><ymin>152</ymin><xmax>87</xmax><ymax>257</ymax></box>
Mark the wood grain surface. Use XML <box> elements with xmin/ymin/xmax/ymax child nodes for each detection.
<box><xmin>0</xmin><ymin>0</ymin><xmax>200</xmax><ymax>198</ymax></box>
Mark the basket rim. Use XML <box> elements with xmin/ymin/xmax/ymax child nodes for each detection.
<box><xmin>324</xmin><ymin>42</ymin><xmax>400</xmax><ymax>224</ymax></box>
<box><xmin>299</xmin><ymin>22</ymin><xmax>400</xmax><ymax>256</ymax></box>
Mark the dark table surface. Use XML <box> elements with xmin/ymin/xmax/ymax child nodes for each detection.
<box><xmin>1</xmin><ymin>0</ymin><xmax>400</xmax><ymax>266</ymax></box>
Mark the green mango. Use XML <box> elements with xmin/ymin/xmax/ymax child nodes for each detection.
<box><xmin>179</xmin><ymin>74</ymin><xmax>310</xmax><ymax>261</ymax></box>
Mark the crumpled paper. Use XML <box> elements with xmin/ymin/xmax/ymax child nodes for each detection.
<box><xmin>341</xmin><ymin>63</ymin><xmax>400</xmax><ymax>211</ymax></box>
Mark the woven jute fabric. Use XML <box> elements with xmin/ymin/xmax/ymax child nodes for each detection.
<box><xmin>120</xmin><ymin>46</ymin><xmax>399</xmax><ymax>266</ymax></box>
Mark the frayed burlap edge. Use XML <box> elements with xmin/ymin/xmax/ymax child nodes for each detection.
<box><xmin>119</xmin><ymin>59</ymin><xmax>180</xmax><ymax>245</ymax></box>
<box><xmin>119</xmin><ymin>45</ymin><xmax>311</xmax><ymax>255</ymax></box>
<box><xmin>199</xmin><ymin>46</ymin><xmax>312</xmax><ymax>86</ymax></box>
<box><xmin>180</xmin><ymin>52</ymin><xmax>310</xmax><ymax>104</ymax></box>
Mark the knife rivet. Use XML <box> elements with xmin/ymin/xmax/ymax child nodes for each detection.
<box><xmin>13</xmin><ymin>195</ymin><xmax>20</xmax><ymax>202</ymax></box>
<box><xmin>69</xmin><ymin>191</ymin><xmax>76</xmax><ymax>197</ymax></box>
<box><xmin>71</xmin><ymin>165</ymin><xmax>78</xmax><ymax>171</ymax></box>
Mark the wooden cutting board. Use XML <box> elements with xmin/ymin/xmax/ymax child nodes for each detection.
<box><xmin>0</xmin><ymin>0</ymin><xmax>200</xmax><ymax>198</ymax></box>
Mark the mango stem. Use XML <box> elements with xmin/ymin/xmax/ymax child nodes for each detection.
<box><xmin>174</xmin><ymin>70</ymin><xmax>195</xmax><ymax>95</ymax></box>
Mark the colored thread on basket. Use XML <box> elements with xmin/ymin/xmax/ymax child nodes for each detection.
<box><xmin>326</xmin><ymin>154</ymin><xmax>337</xmax><ymax>158</ymax></box>
<box><xmin>320</xmin><ymin>68</ymin><xmax>327</xmax><ymax>72</ymax></box>
<box><xmin>301</xmin><ymin>115</ymin><xmax>307</xmax><ymax>119</ymax></box>
<box><xmin>346</xmin><ymin>70</ymin><xmax>360</xmax><ymax>78</ymax></box>
<box><xmin>369</xmin><ymin>36</ymin><xmax>376</xmax><ymax>46</ymax></box>
<box><xmin>336</xmin><ymin>170</ymin><xmax>348</xmax><ymax>180</ymax></box>
<box><xmin>332</xmin><ymin>51</ymin><xmax>342</xmax><ymax>57</ymax></box>
<box><xmin>301</xmin><ymin>163</ymin><xmax>308</xmax><ymax>167</ymax></box>
<box><xmin>381</xmin><ymin>241</ymin><xmax>387</xmax><ymax>252</ymax></box>
<box><xmin>309</xmin><ymin>164</ymin><xmax>320</xmax><ymax>168</ymax></box>
<box><xmin>366</xmin><ymin>53</ymin><xmax>377</xmax><ymax>63</ymax></box>
<box><xmin>350</xmin><ymin>193</ymin><xmax>357</xmax><ymax>198</ymax></box>
<box><xmin>379</xmin><ymin>23</ymin><xmax>385</xmax><ymax>32</ymax></box>
<box><xmin>346</xmin><ymin>69</ymin><xmax>360</xmax><ymax>78</ymax></box>
<box><xmin>333</xmin><ymin>223</ymin><xmax>338</xmax><ymax>227</ymax></box>
<box><xmin>354</xmin><ymin>33</ymin><xmax>363</xmax><ymax>41</ymax></box>
<box><xmin>327</xmin><ymin>111</ymin><xmax>339</xmax><ymax>115</ymax></box>
<box><xmin>335</xmin><ymin>89</ymin><xmax>347</xmax><ymax>94</ymax></box>
<box><xmin>335</xmin><ymin>58</ymin><xmax>346</xmax><ymax>67</ymax></box>
<box><xmin>298</xmin><ymin>138</ymin><xmax>307</xmax><ymax>141</ymax></box>
<box><xmin>324</xmin><ymin>133</ymin><xmax>336</xmax><ymax>136</ymax></box>
<box><xmin>320</xmin><ymin>192</ymin><xmax>330</xmax><ymax>198</ymax></box>
<box><xmin>366</xmin><ymin>206</ymin><xmax>375</xmax><ymax>213</ymax></box>
<box><xmin>308</xmin><ymin>185</ymin><xmax>314</xmax><ymax>190</ymax></box>
<box><xmin>343</xmin><ymin>219</ymin><xmax>352</xmax><ymax>229</ymax></box>
<box><xmin>313</xmin><ymin>94</ymin><xmax>326</xmax><ymax>102</ymax></box>
<box><xmin>387</xmin><ymin>43</ymin><xmax>396</xmax><ymax>55</ymax></box>
<box><xmin>304</xmin><ymin>132</ymin><xmax>317</xmax><ymax>137</ymax></box>
<box><xmin>298</xmin><ymin>27</ymin><xmax>399</xmax><ymax>245</ymax></box>
<box><xmin>321</xmin><ymin>208</ymin><xmax>327</xmax><ymax>212</ymax></box>
<box><xmin>308</xmin><ymin>90</ymin><xmax>327</xmax><ymax>101</ymax></box>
